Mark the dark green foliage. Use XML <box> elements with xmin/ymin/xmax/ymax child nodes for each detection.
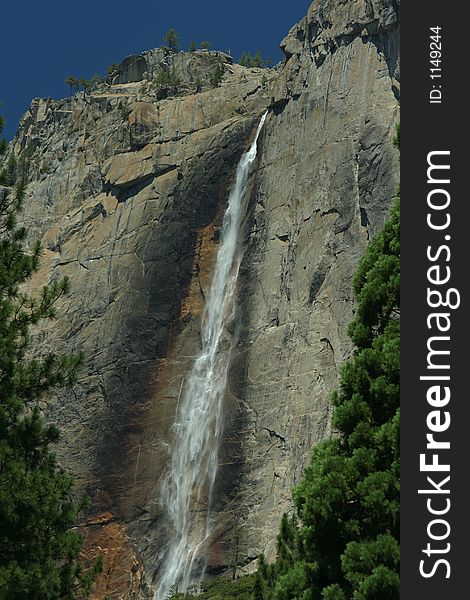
<box><xmin>200</xmin><ymin>41</ymin><xmax>211</xmax><ymax>50</ymax></box>
<box><xmin>210</xmin><ymin>61</ymin><xmax>225</xmax><ymax>88</ymax></box>
<box><xmin>168</xmin><ymin>573</ymin><xmax>256</xmax><ymax>600</ymax></box>
<box><xmin>66</xmin><ymin>75</ymin><xmax>99</xmax><ymax>96</ymax></box>
<box><xmin>90</xmin><ymin>73</ymin><xmax>100</xmax><ymax>87</ymax></box>
<box><xmin>0</xmin><ymin>155</ymin><xmax>17</xmax><ymax>186</ymax></box>
<box><xmin>155</xmin><ymin>70</ymin><xmax>171</xmax><ymax>87</ymax></box>
<box><xmin>0</xmin><ymin>145</ymin><xmax>33</xmax><ymax>189</ymax></box>
<box><xmin>239</xmin><ymin>51</ymin><xmax>264</xmax><ymax>68</ymax></box>
<box><xmin>239</xmin><ymin>52</ymin><xmax>252</xmax><ymax>67</ymax></box>
<box><xmin>155</xmin><ymin>67</ymin><xmax>181</xmax><ymax>99</ymax></box>
<box><xmin>252</xmin><ymin>50</ymin><xmax>264</xmax><ymax>68</ymax></box>
<box><xmin>189</xmin><ymin>40</ymin><xmax>197</xmax><ymax>52</ymax></box>
<box><xmin>257</xmin><ymin>189</ymin><xmax>400</xmax><ymax>599</ymax></box>
<box><xmin>164</xmin><ymin>28</ymin><xmax>180</xmax><ymax>52</ymax></box>
<box><xmin>64</xmin><ymin>76</ymin><xmax>79</xmax><ymax>96</ymax></box>
<box><xmin>347</xmin><ymin>202</ymin><xmax>399</xmax><ymax>349</ymax></box>
<box><xmin>79</xmin><ymin>78</ymin><xmax>91</xmax><ymax>93</ymax></box>
<box><xmin>16</xmin><ymin>146</ymin><xmax>33</xmax><ymax>184</ymax></box>
<box><xmin>106</xmin><ymin>63</ymin><xmax>119</xmax><ymax>75</ymax></box>
<box><xmin>0</xmin><ymin>113</ymin><xmax>100</xmax><ymax>599</ymax></box>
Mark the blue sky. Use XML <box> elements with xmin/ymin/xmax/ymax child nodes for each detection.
<box><xmin>0</xmin><ymin>0</ymin><xmax>310</xmax><ymax>140</ymax></box>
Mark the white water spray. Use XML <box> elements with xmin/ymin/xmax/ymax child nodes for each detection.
<box><xmin>155</xmin><ymin>112</ymin><xmax>268</xmax><ymax>599</ymax></box>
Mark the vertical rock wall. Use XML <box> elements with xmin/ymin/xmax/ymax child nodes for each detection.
<box><xmin>215</xmin><ymin>0</ymin><xmax>400</xmax><ymax>569</ymax></box>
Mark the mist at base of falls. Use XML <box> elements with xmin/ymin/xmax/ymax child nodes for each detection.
<box><xmin>154</xmin><ymin>112</ymin><xmax>268</xmax><ymax>600</ymax></box>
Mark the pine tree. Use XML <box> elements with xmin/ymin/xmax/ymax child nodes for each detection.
<box><xmin>240</xmin><ymin>51</ymin><xmax>253</xmax><ymax>67</ymax></box>
<box><xmin>64</xmin><ymin>76</ymin><xmax>77</xmax><ymax>97</ymax></box>
<box><xmin>106</xmin><ymin>63</ymin><xmax>119</xmax><ymax>75</ymax></box>
<box><xmin>199</xmin><ymin>41</ymin><xmax>211</xmax><ymax>51</ymax></box>
<box><xmin>239</xmin><ymin>51</ymin><xmax>265</xmax><ymax>68</ymax></box>
<box><xmin>257</xmin><ymin>165</ymin><xmax>400</xmax><ymax>598</ymax></box>
<box><xmin>155</xmin><ymin>67</ymin><xmax>180</xmax><ymax>100</ymax></box>
<box><xmin>0</xmin><ymin>114</ymin><xmax>100</xmax><ymax>599</ymax></box>
<box><xmin>164</xmin><ymin>28</ymin><xmax>180</xmax><ymax>52</ymax></box>
<box><xmin>0</xmin><ymin>154</ymin><xmax>17</xmax><ymax>186</ymax></box>
<box><xmin>252</xmin><ymin>50</ymin><xmax>264</xmax><ymax>68</ymax></box>
<box><xmin>90</xmin><ymin>73</ymin><xmax>100</xmax><ymax>90</ymax></box>
<box><xmin>188</xmin><ymin>40</ymin><xmax>197</xmax><ymax>52</ymax></box>
<box><xmin>79</xmin><ymin>78</ymin><xmax>91</xmax><ymax>93</ymax></box>
<box><xmin>210</xmin><ymin>60</ymin><xmax>224</xmax><ymax>88</ymax></box>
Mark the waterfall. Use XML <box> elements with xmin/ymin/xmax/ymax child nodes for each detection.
<box><xmin>155</xmin><ymin>111</ymin><xmax>268</xmax><ymax>600</ymax></box>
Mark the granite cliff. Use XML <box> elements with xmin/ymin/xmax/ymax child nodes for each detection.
<box><xmin>6</xmin><ymin>0</ymin><xmax>399</xmax><ymax>596</ymax></box>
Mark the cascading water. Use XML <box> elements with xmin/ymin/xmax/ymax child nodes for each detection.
<box><xmin>155</xmin><ymin>112</ymin><xmax>268</xmax><ymax>600</ymax></box>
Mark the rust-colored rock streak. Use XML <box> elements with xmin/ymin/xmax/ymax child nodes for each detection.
<box><xmin>80</xmin><ymin>513</ymin><xmax>146</xmax><ymax>600</ymax></box>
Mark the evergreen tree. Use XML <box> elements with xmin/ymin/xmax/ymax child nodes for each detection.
<box><xmin>79</xmin><ymin>78</ymin><xmax>91</xmax><ymax>93</ymax></box>
<box><xmin>252</xmin><ymin>50</ymin><xmax>264</xmax><ymax>68</ymax></box>
<box><xmin>106</xmin><ymin>63</ymin><xmax>119</xmax><ymax>75</ymax></box>
<box><xmin>164</xmin><ymin>28</ymin><xmax>180</xmax><ymax>52</ymax></box>
<box><xmin>0</xmin><ymin>154</ymin><xmax>17</xmax><ymax>187</ymax></box>
<box><xmin>257</xmin><ymin>182</ymin><xmax>400</xmax><ymax>598</ymax></box>
<box><xmin>64</xmin><ymin>76</ymin><xmax>78</xmax><ymax>97</ymax></box>
<box><xmin>188</xmin><ymin>40</ymin><xmax>197</xmax><ymax>52</ymax></box>
<box><xmin>239</xmin><ymin>51</ymin><xmax>265</xmax><ymax>68</ymax></box>
<box><xmin>239</xmin><ymin>51</ymin><xmax>253</xmax><ymax>67</ymax></box>
<box><xmin>228</xmin><ymin>526</ymin><xmax>249</xmax><ymax>581</ymax></box>
<box><xmin>0</xmin><ymin>114</ymin><xmax>100</xmax><ymax>599</ymax></box>
<box><xmin>199</xmin><ymin>40</ymin><xmax>211</xmax><ymax>50</ymax></box>
<box><xmin>210</xmin><ymin>60</ymin><xmax>224</xmax><ymax>88</ymax></box>
<box><xmin>166</xmin><ymin>573</ymin><xmax>256</xmax><ymax>599</ymax></box>
<box><xmin>90</xmin><ymin>73</ymin><xmax>100</xmax><ymax>90</ymax></box>
<box><xmin>155</xmin><ymin>67</ymin><xmax>180</xmax><ymax>99</ymax></box>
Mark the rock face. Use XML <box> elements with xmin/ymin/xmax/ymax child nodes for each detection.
<box><xmin>7</xmin><ymin>0</ymin><xmax>399</xmax><ymax>596</ymax></box>
<box><xmin>225</xmin><ymin>0</ymin><xmax>400</xmax><ymax>567</ymax></box>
